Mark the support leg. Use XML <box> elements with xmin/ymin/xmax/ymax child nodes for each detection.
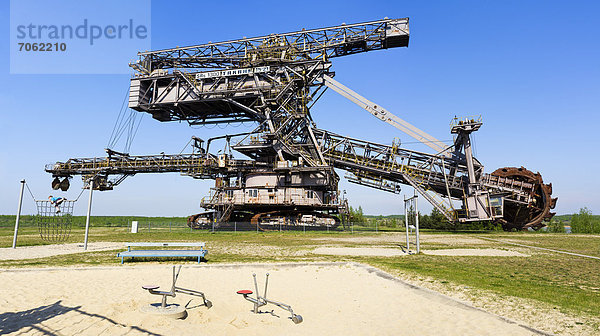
<box><xmin>12</xmin><ymin>180</ymin><xmax>25</xmax><ymax>249</ymax></box>
<box><xmin>84</xmin><ymin>179</ymin><xmax>94</xmax><ymax>251</ymax></box>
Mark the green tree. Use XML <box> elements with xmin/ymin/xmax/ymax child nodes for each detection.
<box><xmin>429</xmin><ymin>208</ymin><xmax>448</xmax><ymax>229</ymax></box>
<box><xmin>571</xmin><ymin>207</ymin><xmax>600</xmax><ymax>234</ymax></box>
<box><xmin>348</xmin><ymin>205</ymin><xmax>366</xmax><ymax>224</ymax></box>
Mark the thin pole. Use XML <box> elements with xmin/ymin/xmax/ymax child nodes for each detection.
<box><xmin>12</xmin><ymin>180</ymin><xmax>26</xmax><ymax>249</ymax></box>
<box><xmin>404</xmin><ymin>195</ymin><xmax>409</xmax><ymax>251</ymax></box>
<box><xmin>414</xmin><ymin>189</ymin><xmax>420</xmax><ymax>254</ymax></box>
<box><xmin>84</xmin><ymin>179</ymin><xmax>94</xmax><ymax>251</ymax></box>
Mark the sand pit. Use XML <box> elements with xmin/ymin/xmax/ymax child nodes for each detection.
<box><xmin>312</xmin><ymin>247</ymin><xmax>408</xmax><ymax>257</ymax></box>
<box><xmin>0</xmin><ymin>263</ymin><xmax>543</xmax><ymax>335</ymax></box>
<box><xmin>0</xmin><ymin>242</ymin><xmax>124</xmax><ymax>260</ymax></box>
<box><xmin>423</xmin><ymin>249</ymin><xmax>529</xmax><ymax>257</ymax></box>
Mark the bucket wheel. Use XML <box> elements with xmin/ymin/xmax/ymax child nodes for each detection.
<box><xmin>491</xmin><ymin>167</ymin><xmax>557</xmax><ymax>231</ymax></box>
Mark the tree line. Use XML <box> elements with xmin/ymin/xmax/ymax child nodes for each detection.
<box><xmin>348</xmin><ymin>205</ymin><xmax>599</xmax><ymax>233</ymax></box>
<box><xmin>546</xmin><ymin>207</ymin><xmax>600</xmax><ymax>234</ymax></box>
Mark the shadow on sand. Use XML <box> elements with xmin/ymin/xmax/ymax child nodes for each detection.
<box><xmin>0</xmin><ymin>300</ymin><xmax>162</xmax><ymax>335</ymax></box>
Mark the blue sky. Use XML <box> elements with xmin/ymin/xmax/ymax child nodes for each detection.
<box><xmin>1</xmin><ymin>0</ymin><xmax>599</xmax><ymax>217</ymax></box>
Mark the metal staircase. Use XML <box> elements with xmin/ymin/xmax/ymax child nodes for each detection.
<box><xmin>401</xmin><ymin>169</ymin><xmax>456</xmax><ymax>221</ymax></box>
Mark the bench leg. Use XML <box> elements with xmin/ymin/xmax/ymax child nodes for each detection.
<box><xmin>121</xmin><ymin>256</ymin><xmax>124</xmax><ymax>264</ymax></box>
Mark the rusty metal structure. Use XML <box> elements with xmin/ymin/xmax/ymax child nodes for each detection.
<box><xmin>46</xmin><ymin>18</ymin><xmax>556</xmax><ymax>230</ymax></box>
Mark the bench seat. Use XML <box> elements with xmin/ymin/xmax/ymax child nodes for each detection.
<box><xmin>117</xmin><ymin>242</ymin><xmax>207</xmax><ymax>264</ymax></box>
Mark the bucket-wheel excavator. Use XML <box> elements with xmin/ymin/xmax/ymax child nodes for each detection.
<box><xmin>46</xmin><ymin>18</ymin><xmax>556</xmax><ymax>230</ymax></box>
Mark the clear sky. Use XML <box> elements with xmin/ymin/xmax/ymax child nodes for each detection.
<box><xmin>1</xmin><ymin>0</ymin><xmax>599</xmax><ymax>217</ymax></box>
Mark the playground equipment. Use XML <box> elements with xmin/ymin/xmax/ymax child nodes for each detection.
<box><xmin>237</xmin><ymin>273</ymin><xmax>303</xmax><ymax>324</ymax></box>
<box><xmin>12</xmin><ymin>180</ymin><xmax>86</xmax><ymax>246</ymax></box>
<box><xmin>46</xmin><ymin>18</ymin><xmax>556</xmax><ymax>231</ymax></box>
<box><xmin>35</xmin><ymin>198</ymin><xmax>76</xmax><ymax>243</ymax></box>
<box><xmin>141</xmin><ymin>266</ymin><xmax>212</xmax><ymax>318</ymax></box>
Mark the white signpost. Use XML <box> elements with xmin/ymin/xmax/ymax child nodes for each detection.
<box><xmin>131</xmin><ymin>221</ymin><xmax>139</xmax><ymax>233</ymax></box>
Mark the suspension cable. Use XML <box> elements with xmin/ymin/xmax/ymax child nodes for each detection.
<box><xmin>73</xmin><ymin>187</ymin><xmax>86</xmax><ymax>202</ymax></box>
<box><xmin>107</xmin><ymin>88</ymin><xmax>130</xmax><ymax>149</ymax></box>
<box><xmin>25</xmin><ymin>182</ymin><xmax>36</xmax><ymax>201</ymax></box>
<box><xmin>25</xmin><ymin>180</ymin><xmax>86</xmax><ymax>202</ymax></box>
<box><xmin>107</xmin><ymin>87</ymin><xmax>145</xmax><ymax>152</ymax></box>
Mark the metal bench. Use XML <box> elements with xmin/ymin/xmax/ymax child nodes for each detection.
<box><xmin>117</xmin><ymin>242</ymin><xmax>207</xmax><ymax>264</ymax></box>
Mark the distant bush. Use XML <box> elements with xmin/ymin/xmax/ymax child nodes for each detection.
<box><xmin>546</xmin><ymin>218</ymin><xmax>565</xmax><ymax>233</ymax></box>
<box><xmin>365</xmin><ymin>215</ymin><xmax>402</xmax><ymax>228</ymax></box>
<box><xmin>570</xmin><ymin>207</ymin><xmax>600</xmax><ymax>234</ymax></box>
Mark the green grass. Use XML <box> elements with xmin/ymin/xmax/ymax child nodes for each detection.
<box><xmin>487</xmin><ymin>233</ymin><xmax>600</xmax><ymax>257</ymax></box>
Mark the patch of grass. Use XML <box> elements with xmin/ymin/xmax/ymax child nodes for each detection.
<box><xmin>486</xmin><ymin>233</ymin><xmax>600</xmax><ymax>257</ymax></box>
<box><xmin>367</xmin><ymin>253</ymin><xmax>600</xmax><ymax>316</ymax></box>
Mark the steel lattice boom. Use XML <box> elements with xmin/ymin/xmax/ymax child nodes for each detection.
<box><xmin>130</xmin><ymin>18</ymin><xmax>408</xmax><ymax>73</ymax></box>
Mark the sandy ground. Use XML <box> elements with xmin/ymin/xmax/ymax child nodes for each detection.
<box><xmin>0</xmin><ymin>243</ymin><xmax>124</xmax><ymax>260</ymax></box>
<box><xmin>423</xmin><ymin>248</ymin><xmax>529</xmax><ymax>257</ymax></box>
<box><xmin>312</xmin><ymin>233</ymin><xmax>490</xmax><ymax>246</ymax></box>
<box><xmin>312</xmin><ymin>247</ymin><xmax>528</xmax><ymax>257</ymax></box>
<box><xmin>312</xmin><ymin>247</ymin><xmax>408</xmax><ymax>257</ymax></box>
<box><xmin>0</xmin><ymin>263</ymin><xmax>543</xmax><ymax>336</ymax></box>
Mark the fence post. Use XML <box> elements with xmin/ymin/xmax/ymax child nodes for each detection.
<box><xmin>169</xmin><ymin>221</ymin><xmax>172</xmax><ymax>233</ymax></box>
